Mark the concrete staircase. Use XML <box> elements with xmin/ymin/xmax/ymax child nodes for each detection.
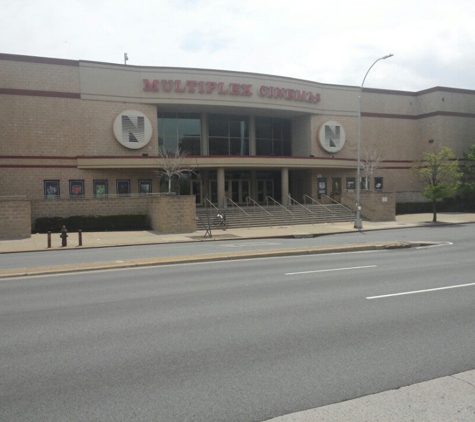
<box><xmin>195</xmin><ymin>203</ymin><xmax>355</xmax><ymax>230</ymax></box>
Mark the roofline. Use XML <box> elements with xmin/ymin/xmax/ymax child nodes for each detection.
<box><xmin>2</xmin><ymin>52</ymin><xmax>475</xmax><ymax>96</ymax></box>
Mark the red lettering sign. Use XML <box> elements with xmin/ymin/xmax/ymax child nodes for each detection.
<box><xmin>143</xmin><ymin>79</ymin><xmax>321</xmax><ymax>104</ymax></box>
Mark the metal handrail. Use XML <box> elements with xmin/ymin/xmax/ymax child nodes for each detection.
<box><xmin>288</xmin><ymin>194</ymin><xmax>315</xmax><ymax>214</ymax></box>
<box><xmin>204</xmin><ymin>198</ymin><xmax>220</xmax><ymax>212</ymax></box>
<box><xmin>246</xmin><ymin>197</ymin><xmax>274</xmax><ymax>217</ymax></box>
<box><xmin>303</xmin><ymin>194</ymin><xmax>321</xmax><ymax>206</ymax></box>
<box><xmin>303</xmin><ymin>194</ymin><xmax>335</xmax><ymax>214</ymax></box>
<box><xmin>225</xmin><ymin>196</ymin><xmax>251</xmax><ymax>217</ymax></box>
<box><xmin>266</xmin><ymin>196</ymin><xmax>292</xmax><ymax>214</ymax></box>
<box><xmin>321</xmin><ymin>194</ymin><xmax>340</xmax><ymax>205</ymax></box>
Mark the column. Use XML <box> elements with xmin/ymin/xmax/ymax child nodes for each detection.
<box><xmin>281</xmin><ymin>167</ymin><xmax>289</xmax><ymax>205</ymax></box>
<box><xmin>249</xmin><ymin>115</ymin><xmax>256</xmax><ymax>156</ymax></box>
<box><xmin>250</xmin><ymin>169</ymin><xmax>258</xmax><ymax>202</ymax></box>
<box><xmin>217</xmin><ymin>167</ymin><xmax>225</xmax><ymax>208</ymax></box>
<box><xmin>201</xmin><ymin>112</ymin><xmax>208</xmax><ymax>156</ymax></box>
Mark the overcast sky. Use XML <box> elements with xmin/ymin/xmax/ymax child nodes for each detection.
<box><xmin>2</xmin><ymin>0</ymin><xmax>474</xmax><ymax>92</ymax></box>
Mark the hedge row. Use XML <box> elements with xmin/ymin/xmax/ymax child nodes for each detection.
<box><xmin>34</xmin><ymin>214</ymin><xmax>150</xmax><ymax>233</ymax></box>
<box><xmin>396</xmin><ymin>197</ymin><xmax>475</xmax><ymax>215</ymax></box>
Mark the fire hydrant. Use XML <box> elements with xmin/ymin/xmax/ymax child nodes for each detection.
<box><xmin>60</xmin><ymin>225</ymin><xmax>68</xmax><ymax>247</ymax></box>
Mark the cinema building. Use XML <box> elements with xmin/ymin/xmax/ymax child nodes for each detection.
<box><xmin>1</xmin><ymin>53</ymin><xmax>475</xmax><ymax>237</ymax></box>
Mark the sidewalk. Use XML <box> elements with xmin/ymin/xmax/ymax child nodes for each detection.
<box><xmin>2</xmin><ymin>212</ymin><xmax>475</xmax><ymax>254</ymax></box>
<box><xmin>264</xmin><ymin>370</ymin><xmax>475</xmax><ymax>422</ymax></box>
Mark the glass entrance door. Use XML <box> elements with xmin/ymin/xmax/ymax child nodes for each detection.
<box><xmin>257</xmin><ymin>179</ymin><xmax>274</xmax><ymax>203</ymax></box>
<box><xmin>331</xmin><ymin>177</ymin><xmax>342</xmax><ymax>201</ymax></box>
<box><xmin>225</xmin><ymin>179</ymin><xmax>250</xmax><ymax>204</ymax></box>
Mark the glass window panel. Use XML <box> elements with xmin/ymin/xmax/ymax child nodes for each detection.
<box><xmin>160</xmin><ymin>117</ymin><xmax>177</xmax><ymax>136</ymax></box>
<box><xmin>272</xmin><ymin>120</ymin><xmax>282</xmax><ymax>139</ymax></box>
<box><xmin>229</xmin><ymin>117</ymin><xmax>248</xmax><ymax>137</ymax></box>
<box><xmin>273</xmin><ymin>139</ymin><xmax>282</xmax><ymax>156</ymax></box>
<box><xmin>209</xmin><ymin>137</ymin><xmax>228</xmax><ymax>155</ymax></box>
<box><xmin>177</xmin><ymin>117</ymin><xmax>201</xmax><ymax>137</ymax></box>
<box><xmin>283</xmin><ymin>140</ymin><xmax>291</xmax><ymax>156</ymax></box>
<box><xmin>347</xmin><ymin>177</ymin><xmax>356</xmax><ymax>191</ymax></box>
<box><xmin>180</xmin><ymin>136</ymin><xmax>201</xmax><ymax>155</ymax></box>
<box><xmin>282</xmin><ymin>120</ymin><xmax>291</xmax><ymax>139</ymax></box>
<box><xmin>256</xmin><ymin>139</ymin><xmax>272</xmax><ymax>156</ymax></box>
<box><xmin>158</xmin><ymin>112</ymin><xmax>201</xmax><ymax>154</ymax></box>
<box><xmin>162</xmin><ymin>135</ymin><xmax>177</xmax><ymax>153</ymax></box>
<box><xmin>230</xmin><ymin>138</ymin><xmax>249</xmax><ymax>156</ymax></box>
<box><xmin>375</xmin><ymin>177</ymin><xmax>383</xmax><ymax>190</ymax></box>
<box><xmin>256</xmin><ymin>117</ymin><xmax>272</xmax><ymax>138</ymax></box>
<box><xmin>209</xmin><ymin>115</ymin><xmax>228</xmax><ymax>136</ymax></box>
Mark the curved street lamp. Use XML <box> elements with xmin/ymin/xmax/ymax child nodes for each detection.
<box><xmin>354</xmin><ymin>53</ymin><xmax>394</xmax><ymax>229</ymax></box>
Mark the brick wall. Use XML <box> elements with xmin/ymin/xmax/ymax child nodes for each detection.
<box><xmin>147</xmin><ymin>196</ymin><xmax>196</xmax><ymax>233</ymax></box>
<box><xmin>0</xmin><ymin>199</ymin><xmax>31</xmax><ymax>239</ymax></box>
<box><xmin>341</xmin><ymin>191</ymin><xmax>396</xmax><ymax>221</ymax></box>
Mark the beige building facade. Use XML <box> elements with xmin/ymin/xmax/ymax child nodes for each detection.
<box><xmin>1</xmin><ymin>53</ymin><xmax>475</xmax><ymax>212</ymax></box>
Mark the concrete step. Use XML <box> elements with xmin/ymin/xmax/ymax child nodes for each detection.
<box><xmin>196</xmin><ymin>203</ymin><xmax>355</xmax><ymax>229</ymax></box>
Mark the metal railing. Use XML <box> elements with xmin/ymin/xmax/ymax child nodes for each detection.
<box><xmin>225</xmin><ymin>196</ymin><xmax>251</xmax><ymax>217</ymax></box>
<box><xmin>303</xmin><ymin>194</ymin><xmax>335</xmax><ymax>214</ymax></box>
<box><xmin>288</xmin><ymin>194</ymin><xmax>315</xmax><ymax>214</ymax></box>
<box><xmin>246</xmin><ymin>197</ymin><xmax>274</xmax><ymax>217</ymax></box>
<box><xmin>204</xmin><ymin>198</ymin><xmax>220</xmax><ymax>212</ymax></box>
<box><xmin>266</xmin><ymin>196</ymin><xmax>293</xmax><ymax>214</ymax></box>
<box><xmin>321</xmin><ymin>194</ymin><xmax>340</xmax><ymax>205</ymax></box>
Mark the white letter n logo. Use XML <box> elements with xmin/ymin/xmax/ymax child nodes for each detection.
<box><xmin>122</xmin><ymin>115</ymin><xmax>144</xmax><ymax>143</ymax></box>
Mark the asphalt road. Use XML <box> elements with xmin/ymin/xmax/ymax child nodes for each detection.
<box><xmin>1</xmin><ymin>225</ymin><xmax>475</xmax><ymax>421</ymax></box>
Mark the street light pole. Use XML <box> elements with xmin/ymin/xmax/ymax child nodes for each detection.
<box><xmin>354</xmin><ymin>53</ymin><xmax>393</xmax><ymax>229</ymax></box>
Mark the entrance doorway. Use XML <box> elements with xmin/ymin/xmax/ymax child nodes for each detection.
<box><xmin>225</xmin><ymin>179</ymin><xmax>250</xmax><ymax>204</ymax></box>
<box><xmin>257</xmin><ymin>179</ymin><xmax>274</xmax><ymax>203</ymax></box>
<box><xmin>331</xmin><ymin>177</ymin><xmax>342</xmax><ymax>201</ymax></box>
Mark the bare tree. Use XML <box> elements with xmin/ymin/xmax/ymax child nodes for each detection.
<box><xmin>155</xmin><ymin>146</ymin><xmax>195</xmax><ymax>194</ymax></box>
<box><xmin>361</xmin><ymin>146</ymin><xmax>383</xmax><ymax>190</ymax></box>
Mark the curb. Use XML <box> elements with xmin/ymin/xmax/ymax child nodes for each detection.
<box><xmin>0</xmin><ymin>241</ymin><xmax>432</xmax><ymax>279</ymax></box>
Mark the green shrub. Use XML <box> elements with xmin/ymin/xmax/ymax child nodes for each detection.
<box><xmin>395</xmin><ymin>197</ymin><xmax>471</xmax><ymax>214</ymax></box>
<box><xmin>34</xmin><ymin>214</ymin><xmax>149</xmax><ymax>233</ymax></box>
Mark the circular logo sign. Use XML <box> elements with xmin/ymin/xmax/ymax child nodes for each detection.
<box><xmin>318</xmin><ymin>121</ymin><xmax>346</xmax><ymax>153</ymax></box>
<box><xmin>113</xmin><ymin>110</ymin><xmax>152</xmax><ymax>149</ymax></box>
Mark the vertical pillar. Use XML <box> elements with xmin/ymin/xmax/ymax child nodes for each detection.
<box><xmin>250</xmin><ymin>170</ymin><xmax>258</xmax><ymax>202</ymax></box>
<box><xmin>281</xmin><ymin>167</ymin><xmax>289</xmax><ymax>205</ymax></box>
<box><xmin>249</xmin><ymin>115</ymin><xmax>256</xmax><ymax>156</ymax></box>
<box><xmin>217</xmin><ymin>167</ymin><xmax>225</xmax><ymax>208</ymax></box>
<box><xmin>201</xmin><ymin>113</ymin><xmax>208</xmax><ymax>156</ymax></box>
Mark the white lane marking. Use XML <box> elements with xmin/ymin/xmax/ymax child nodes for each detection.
<box><xmin>366</xmin><ymin>282</ymin><xmax>475</xmax><ymax>299</ymax></box>
<box><xmin>223</xmin><ymin>242</ymin><xmax>282</xmax><ymax>248</ymax></box>
<box><xmin>286</xmin><ymin>265</ymin><xmax>376</xmax><ymax>276</ymax></box>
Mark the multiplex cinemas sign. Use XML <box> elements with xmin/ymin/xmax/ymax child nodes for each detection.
<box><xmin>143</xmin><ymin>79</ymin><xmax>321</xmax><ymax>104</ymax></box>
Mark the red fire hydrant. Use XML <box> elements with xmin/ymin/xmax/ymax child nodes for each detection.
<box><xmin>60</xmin><ymin>225</ymin><xmax>68</xmax><ymax>247</ymax></box>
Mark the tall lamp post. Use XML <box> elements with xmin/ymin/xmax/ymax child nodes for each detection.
<box><xmin>354</xmin><ymin>53</ymin><xmax>393</xmax><ymax>229</ymax></box>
